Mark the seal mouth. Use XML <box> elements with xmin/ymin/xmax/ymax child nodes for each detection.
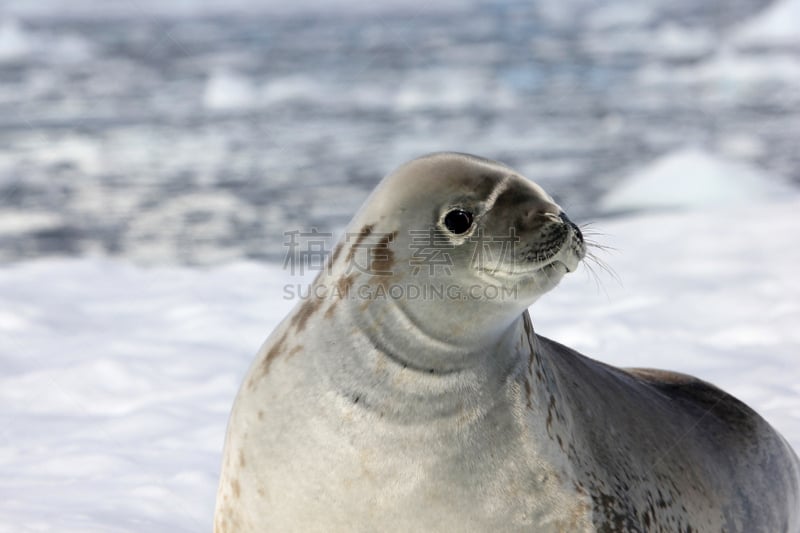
<box><xmin>476</xmin><ymin>233</ymin><xmax>584</xmax><ymax>281</ymax></box>
<box><xmin>544</xmin><ymin>259</ymin><xmax>571</xmax><ymax>274</ymax></box>
<box><xmin>479</xmin><ymin>252</ymin><xmax>582</xmax><ymax>279</ymax></box>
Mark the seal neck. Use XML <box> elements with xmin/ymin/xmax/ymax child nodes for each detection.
<box><xmin>317</xmin><ymin>291</ymin><xmax>526</xmax><ymax>424</ymax></box>
<box><xmin>346</xmin><ymin>288</ymin><xmax>521</xmax><ymax>373</ymax></box>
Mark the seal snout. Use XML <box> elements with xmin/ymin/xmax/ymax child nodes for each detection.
<box><xmin>531</xmin><ymin>210</ymin><xmax>585</xmax><ymax>274</ymax></box>
<box><xmin>515</xmin><ymin>208</ymin><xmax>585</xmax><ymax>275</ymax></box>
<box><xmin>558</xmin><ymin>212</ymin><xmax>584</xmax><ymax>244</ymax></box>
<box><xmin>555</xmin><ymin>211</ymin><xmax>586</xmax><ymax>273</ymax></box>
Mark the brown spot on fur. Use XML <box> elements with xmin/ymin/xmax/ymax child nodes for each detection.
<box><xmin>546</xmin><ymin>394</ymin><xmax>556</xmax><ymax>435</ymax></box>
<box><xmin>328</xmin><ymin>241</ymin><xmax>344</xmax><ymax>269</ymax></box>
<box><xmin>290</xmin><ymin>297</ymin><xmax>321</xmax><ymax>333</ymax></box>
<box><xmin>524</xmin><ymin>375</ymin><xmax>532</xmax><ymax>409</ymax></box>
<box><xmin>324</xmin><ymin>274</ymin><xmax>356</xmax><ymax>318</ymax></box>
<box><xmin>258</xmin><ymin>332</ymin><xmax>288</xmax><ymax>378</ymax></box>
<box><xmin>238</xmin><ymin>449</ymin><xmax>246</xmax><ymax>467</ymax></box>
<box><xmin>286</xmin><ymin>345</ymin><xmax>303</xmax><ymax>359</ymax></box>
<box><xmin>345</xmin><ymin>224</ymin><xmax>374</xmax><ymax>263</ymax></box>
<box><xmin>257</xmin><ymin>410</ymin><xmax>264</xmax><ymax>420</ymax></box>
<box><xmin>231</xmin><ymin>478</ymin><xmax>241</xmax><ymax>498</ymax></box>
<box><xmin>337</xmin><ymin>273</ymin><xmax>355</xmax><ymax>297</ymax></box>
<box><xmin>369</xmin><ymin>231</ymin><xmax>398</xmax><ymax>276</ymax></box>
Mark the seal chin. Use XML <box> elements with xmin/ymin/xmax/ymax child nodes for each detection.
<box><xmin>534</xmin><ymin>251</ymin><xmax>578</xmax><ymax>277</ymax></box>
<box><xmin>543</xmin><ymin>260</ymin><xmax>570</xmax><ymax>275</ymax></box>
<box><xmin>559</xmin><ymin>227</ymin><xmax>587</xmax><ymax>273</ymax></box>
<box><xmin>555</xmin><ymin>246</ymin><xmax>583</xmax><ymax>274</ymax></box>
<box><xmin>528</xmin><ymin>234</ymin><xmax>587</xmax><ymax>276</ymax></box>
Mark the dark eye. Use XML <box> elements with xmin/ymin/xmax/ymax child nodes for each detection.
<box><xmin>443</xmin><ymin>209</ymin><xmax>474</xmax><ymax>235</ymax></box>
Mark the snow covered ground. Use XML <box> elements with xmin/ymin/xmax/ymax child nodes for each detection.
<box><xmin>1</xmin><ymin>188</ymin><xmax>799</xmax><ymax>531</ymax></box>
<box><xmin>600</xmin><ymin>148</ymin><xmax>796</xmax><ymax>213</ymax></box>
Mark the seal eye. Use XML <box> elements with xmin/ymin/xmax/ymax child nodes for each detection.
<box><xmin>443</xmin><ymin>209</ymin><xmax>474</xmax><ymax>235</ymax></box>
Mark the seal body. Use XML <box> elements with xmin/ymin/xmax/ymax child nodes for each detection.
<box><xmin>214</xmin><ymin>152</ymin><xmax>800</xmax><ymax>532</ymax></box>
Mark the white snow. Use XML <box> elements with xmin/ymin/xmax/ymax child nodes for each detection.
<box><xmin>0</xmin><ymin>260</ymin><xmax>297</xmax><ymax>532</ymax></box>
<box><xmin>583</xmin><ymin>24</ymin><xmax>714</xmax><ymax>59</ymax></box>
<box><xmin>394</xmin><ymin>69</ymin><xmax>516</xmax><ymax>111</ymax></box>
<box><xmin>0</xmin><ymin>18</ymin><xmax>32</xmax><ymax>63</ymax></box>
<box><xmin>600</xmin><ymin>148</ymin><xmax>795</xmax><ymax>213</ymax></box>
<box><xmin>0</xmin><ymin>17</ymin><xmax>95</xmax><ymax>65</ymax></box>
<box><xmin>649</xmin><ymin>24</ymin><xmax>715</xmax><ymax>58</ymax></box>
<box><xmin>260</xmin><ymin>75</ymin><xmax>327</xmax><ymax>106</ymax></box>
<box><xmin>202</xmin><ymin>70</ymin><xmax>520</xmax><ymax>113</ymax></box>
<box><xmin>0</xmin><ymin>210</ymin><xmax>61</xmax><ymax>236</ymax></box>
<box><xmin>638</xmin><ymin>49</ymin><xmax>800</xmax><ymax>87</ymax></box>
<box><xmin>733</xmin><ymin>0</ymin><xmax>800</xmax><ymax>48</ymax></box>
<box><xmin>203</xmin><ymin>69</ymin><xmax>259</xmax><ymax>112</ymax></box>
<box><xmin>2</xmin><ymin>193</ymin><xmax>800</xmax><ymax>531</ymax></box>
<box><xmin>584</xmin><ymin>2</ymin><xmax>655</xmax><ymax>30</ymax></box>
<box><xmin>122</xmin><ymin>191</ymin><xmax>265</xmax><ymax>264</ymax></box>
<box><xmin>0</xmin><ymin>0</ymin><xmax>475</xmax><ymax>18</ymax></box>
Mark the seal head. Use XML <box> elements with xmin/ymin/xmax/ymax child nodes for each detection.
<box><xmin>334</xmin><ymin>152</ymin><xmax>585</xmax><ymax>355</ymax></box>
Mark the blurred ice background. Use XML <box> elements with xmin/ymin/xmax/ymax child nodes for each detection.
<box><xmin>0</xmin><ymin>0</ymin><xmax>798</xmax><ymax>264</ymax></box>
<box><xmin>1</xmin><ymin>1</ymin><xmax>800</xmax><ymax>531</ymax></box>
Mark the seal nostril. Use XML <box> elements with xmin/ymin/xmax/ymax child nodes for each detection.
<box><xmin>559</xmin><ymin>212</ymin><xmax>583</xmax><ymax>243</ymax></box>
<box><xmin>572</xmin><ymin>223</ymin><xmax>583</xmax><ymax>243</ymax></box>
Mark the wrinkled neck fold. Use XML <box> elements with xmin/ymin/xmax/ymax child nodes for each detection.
<box><xmin>347</xmin><ymin>291</ymin><xmax>522</xmax><ymax>373</ymax></box>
